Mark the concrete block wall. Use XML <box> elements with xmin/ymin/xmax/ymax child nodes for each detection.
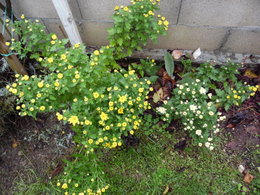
<box><xmin>2</xmin><ymin>0</ymin><xmax>260</xmax><ymax>55</ymax></box>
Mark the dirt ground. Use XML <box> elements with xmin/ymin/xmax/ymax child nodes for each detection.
<box><xmin>0</xmin><ymin>114</ymin><xmax>74</xmax><ymax>194</ymax></box>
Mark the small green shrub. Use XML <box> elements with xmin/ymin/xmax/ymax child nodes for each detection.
<box><xmin>158</xmin><ymin>61</ymin><xmax>257</xmax><ymax>149</ymax></box>
<box><xmin>6</xmin><ymin>0</ymin><xmax>168</xmax><ymax>193</ymax></box>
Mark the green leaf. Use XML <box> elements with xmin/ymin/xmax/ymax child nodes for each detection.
<box><xmin>164</xmin><ymin>52</ymin><xmax>175</xmax><ymax>78</ymax></box>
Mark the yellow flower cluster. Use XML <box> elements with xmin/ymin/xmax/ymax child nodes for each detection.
<box><xmin>57</xmin><ymin>181</ymin><xmax>110</xmax><ymax>195</ymax></box>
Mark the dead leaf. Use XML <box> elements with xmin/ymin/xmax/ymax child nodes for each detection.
<box><xmin>163</xmin><ymin>185</ymin><xmax>169</xmax><ymax>195</ymax></box>
<box><xmin>172</xmin><ymin>50</ymin><xmax>183</xmax><ymax>60</ymax></box>
<box><xmin>12</xmin><ymin>138</ymin><xmax>19</xmax><ymax>148</ymax></box>
<box><xmin>244</xmin><ymin>69</ymin><xmax>258</xmax><ymax>79</ymax></box>
<box><xmin>162</xmin><ymin>71</ymin><xmax>176</xmax><ymax>88</ymax></box>
<box><xmin>193</xmin><ymin>48</ymin><xmax>201</xmax><ymax>59</ymax></box>
<box><xmin>243</xmin><ymin>172</ymin><xmax>254</xmax><ymax>184</ymax></box>
<box><xmin>50</xmin><ymin>164</ymin><xmax>64</xmax><ymax>179</ymax></box>
<box><xmin>226</xmin><ymin>124</ymin><xmax>234</xmax><ymax>128</ymax></box>
<box><xmin>153</xmin><ymin>88</ymin><xmax>164</xmax><ymax>103</ymax></box>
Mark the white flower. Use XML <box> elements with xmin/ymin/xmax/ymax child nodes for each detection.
<box><xmin>207</xmin><ymin>102</ymin><xmax>212</xmax><ymax>106</ymax></box>
<box><xmin>179</xmin><ymin>85</ymin><xmax>184</xmax><ymax>89</ymax></box>
<box><xmin>178</xmin><ymin>91</ymin><xmax>182</xmax><ymax>94</ymax></box>
<box><xmin>199</xmin><ymin>87</ymin><xmax>206</xmax><ymax>94</ymax></box>
<box><xmin>203</xmin><ymin>124</ymin><xmax>208</xmax><ymax>128</ymax></box>
<box><xmin>190</xmin><ymin>105</ymin><xmax>197</xmax><ymax>111</ymax></box>
<box><xmin>208</xmin><ymin>137</ymin><xmax>213</xmax><ymax>141</ymax></box>
<box><xmin>192</xmin><ymin>91</ymin><xmax>196</xmax><ymax>94</ymax></box>
<box><xmin>166</xmin><ymin>113</ymin><xmax>169</xmax><ymax>118</ymax></box>
<box><xmin>196</xmin><ymin>79</ymin><xmax>200</xmax><ymax>82</ymax></box>
<box><xmin>190</xmin><ymin>121</ymin><xmax>193</xmax><ymax>124</ymax></box>
<box><xmin>209</xmin><ymin>146</ymin><xmax>214</xmax><ymax>150</ymax></box>
<box><xmin>196</xmin><ymin>110</ymin><xmax>201</xmax><ymax>114</ymax></box>
<box><xmin>198</xmin><ymin>143</ymin><xmax>202</xmax><ymax>147</ymax></box>
<box><xmin>209</xmin><ymin>111</ymin><xmax>214</xmax><ymax>116</ymax></box>
<box><xmin>205</xmin><ymin>142</ymin><xmax>210</xmax><ymax>148</ymax></box>
<box><xmin>195</xmin><ymin>130</ymin><xmax>202</xmax><ymax>136</ymax></box>
<box><xmin>157</xmin><ymin>107</ymin><xmax>167</xmax><ymax>114</ymax></box>
<box><xmin>163</xmin><ymin>100</ymin><xmax>168</xmax><ymax>104</ymax></box>
<box><xmin>199</xmin><ymin>115</ymin><xmax>203</xmax><ymax>119</ymax></box>
<box><xmin>186</xmin><ymin>88</ymin><xmax>190</xmax><ymax>92</ymax></box>
<box><xmin>208</xmin><ymin>93</ymin><xmax>212</xmax><ymax>99</ymax></box>
<box><xmin>183</xmin><ymin>112</ymin><xmax>187</xmax><ymax>116</ymax></box>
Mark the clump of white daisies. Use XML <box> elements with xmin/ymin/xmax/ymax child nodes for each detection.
<box><xmin>157</xmin><ymin>79</ymin><xmax>226</xmax><ymax>150</ymax></box>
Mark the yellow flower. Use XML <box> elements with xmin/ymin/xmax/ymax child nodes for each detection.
<box><xmin>164</xmin><ymin>20</ymin><xmax>169</xmax><ymax>26</ymax></box>
<box><xmin>114</xmin><ymin>86</ymin><xmax>119</xmax><ymax>90</ymax></box>
<box><xmin>75</xmin><ymin>74</ymin><xmax>80</xmax><ymax>79</ymax></box>
<box><xmin>122</xmin><ymin>122</ymin><xmax>127</xmax><ymax>127</ymax></box>
<box><xmin>11</xmin><ymin>88</ymin><xmax>17</xmax><ymax>94</ymax></box>
<box><xmin>148</xmin><ymin>10</ymin><xmax>154</xmax><ymax>15</ymax></box>
<box><xmin>119</xmin><ymin>95</ymin><xmax>127</xmax><ymax>103</ymax></box>
<box><xmin>61</xmin><ymin>183</ymin><xmax>68</xmax><ymax>189</ymax></box>
<box><xmin>130</xmin><ymin>130</ymin><xmax>134</xmax><ymax>135</ymax></box>
<box><xmin>56</xmin><ymin>112</ymin><xmax>63</xmax><ymax>120</ymax></box>
<box><xmin>60</xmin><ymin>54</ymin><xmax>66</xmax><ymax>60</ymax></box>
<box><xmin>68</xmin><ymin>116</ymin><xmax>79</xmax><ymax>126</ymax></box>
<box><xmin>161</xmin><ymin>16</ymin><xmax>166</xmax><ymax>20</ymax></box>
<box><xmin>109</xmin><ymin>101</ymin><xmax>114</xmax><ymax>106</ymax></box>
<box><xmin>84</xmin><ymin>120</ymin><xmax>91</xmax><ymax>125</ymax></box>
<box><xmin>38</xmin><ymin>57</ymin><xmax>43</xmax><ymax>62</ymax></box>
<box><xmin>234</xmin><ymin>94</ymin><xmax>238</xmax><ymax>99</ymax></box>
<box><xmin>39</xmin><ymin>106</ymin><xmax>45</xmax><ymax>111</ymax></box>
<box><xmin>74</xmin><ymin>183</ymin><xmax>79</xmax><ymax>187</ymax></box>
<box><xmin>118</xmin><ymin>107</ymin><xmax>124</xmax><ymax>114</ymax></box>
<box><xmin>144</xmin><ymin>14</ymin><xmax>149</xmax><ymax>17</ymax></box>
<box><xmin>5</xmin><ymin>19</ymin><xmax>9</xmax><ymax>23</ymax></box>
<box><xmin>74</xmin><ymin>43</ymin><xmax>80</xmax><ymax>48</ymax></box>
<box><xmin>51</xmin><ymin>34</ymin><xmax>57</xmax><ymax>40</ymax></box>
<box><xmin>16</xmin><ymin>106</ymin><xmax>21</xmax><ymax>110</ymax></box>
<box><xmin>21</xmin><ymin>14</ymin><xmax>25</xmax><ymax>19</ymax></box>
<box><xmin>129</xmin><ymin>70</ymin><xmax>135</xmax><ymax>75</ymax></box>
<box><xmin>123</xmin><ymin>6</ymin><xmax>129</xmax><ymax>11</ymax></box>
<box><xmin>5</xmin><ymin>42</ymin><xmax>10</xmax><ymax>46</ymax></box>
<box><xmin>37</xmin><ymin>93</ymin><xmax>42</xmax><ymax>98</ymax></box>
<box><xmin>88</xmin><ymin>139</ymin><xmax>94</xmax><ymax>144</ymax></box>
<box><xmin>38</xmin><ymin>82</ymin><xmax>44</xmax><ymax>88</ymax></box>
<box><xmin>68</xmin><ymin>65</ymin><xmax>73</xmax><ymax>69</ymax></box>
<box><xmin>100</xmin><ymin>112</ymin><xmax>109</xmax><ymax>121</ymax></box>
<box><xmin>57</xmin><ymin>73</ymin><xmax>63</xmax><ymax>79</ymax></box>
<box><xmin>252</xmin><ymin>87</ymin><xmax>257</xmax><ymax>92</ymax></box>
<box><xmin>47</xmin><ymin>57</ymin><xmax>53</xmax><ymax>63</ymax></box>
<box><xmin>138</xmin><ymin>88</ymin><xmax>144</xmax><ymax>93</ymax></box>
<box><xmin>51</xmin><ymin>40</ymin><xmax>55</xmax><ymax>45</ymax></box>
<box><xmin>114</xmin><ymin>5</ymin><xmax>119</xmax><ymax>10</ymax></box>
<box><xmin>94</xmin><ymin>50</ymin><xmax>100</xmax><ymax>56</ymax></box>
<box><xmin>23</xmin><ymin>75</ymin><xmax>29</xmax><ymax>80</ymax></box>
<box><xmin>29</xmin><ymin>107</ymin><xmax>34</xmax><ymax>111</ymax></box>
<box><xmin>54</xmin><ymin>82</ymin><xmax>60</xmax><ymax>87</ymax></box>
<box><xmin>57</xmin><ymin>182</ymin><xmax>61</xmax><ymax>186</ymax></box>
<box><xmin>93</xmin><ymin>92</ymin><xmax>99</xmax><ymax>98</ymax></box>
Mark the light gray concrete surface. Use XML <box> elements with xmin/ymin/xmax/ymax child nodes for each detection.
<box><xmin>1</xmin><ymin>0</ymin><xmax>260</xmax><ymax>55</ymax></box>
<box><xmin>222</xmin><ymin>28</ymin><xmax>260</xmax><ymax>54</ymax></box>
<box><xmin>179</xmin><ymin>0</ymin><xmax>260</xmax><ymax>27</ymax></box>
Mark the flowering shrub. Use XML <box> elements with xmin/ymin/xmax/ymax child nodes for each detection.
<box><xmin>159</xmin><ymin>61</ymin><xmax>258</xmax><ymax>149</ymax></box>
<box><xmin>5</xmin><ymin>0</ymin><xmax>167</xmax><ymax>193</ymax></box>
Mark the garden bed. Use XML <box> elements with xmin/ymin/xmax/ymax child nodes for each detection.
<box><xmin>0</xmin><ymin>0</ymin><xmax>260</xmax><ymax>194</ymax></box>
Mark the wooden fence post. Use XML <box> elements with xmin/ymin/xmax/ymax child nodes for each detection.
<box><xmin>0</xmin><ymin>33</ymin><xmax>28</xmax><ymax>75</ymax></box>
<box><xmin>52</xmin><ymin>0</ymin><xmax>83</xmax><ymax>45</ymax></box>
